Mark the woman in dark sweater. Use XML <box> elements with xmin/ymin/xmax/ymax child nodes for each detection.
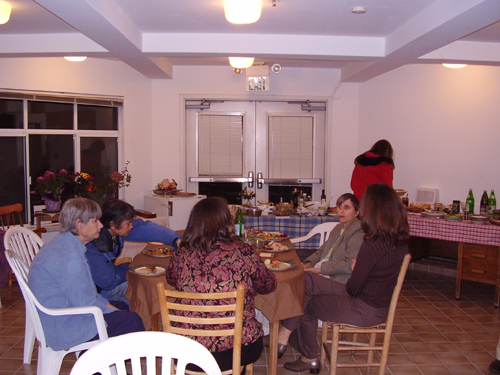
<box><xmin>282</xmin><ymin>183</ymin><xmax>409</xmax><ymax>373</ymax></box>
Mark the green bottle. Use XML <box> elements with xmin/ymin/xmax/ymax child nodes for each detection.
<box><xmin>480</xmin><ymin>190</ymin><xmax>488</xmax><ymax>216</ymax></box>
<box><xmin>234</xmin><ymin>208</ymin><xmax>245</xmax><ymax>240</ymax></box>
<box><xmin>466</xmin><ymin>188</ymin><xmax>474</xmax><ymax>215</ymax></box>
<box><xmin>488</xmin><ymin>190</ymin><xmax>497</xmax><ymax>215</ymax></box>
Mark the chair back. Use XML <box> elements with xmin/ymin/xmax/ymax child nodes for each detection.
<box><xmin>4</xmin><ymin>226</ymin><xmax>44</xmax><ymax>267</ymax></box>
<box><xmin>70</xmin><ymin>331</ymin><xmax>223</xmax><ymax>375</ymax></box>
<box><xmin>290</xmin><ymin>221</ymin><xmax>340</xmax><ymax>246</ymax></box>
<box><xmin>157</xmin><ymin>282</ymin><xmax>245</xmax><ymax>375</ymax></box>
<box><xmin>384</xmin><ymin>253</ymin><xmax>411</xmax><ymax>332</ymax></box>
<box><xmin>5</xmin><ymin>249</ymin><xmax>50</xmax><ymax>348</ymax></box>
<box><xmin>0</xmin><ymin>203</ymin><xmax>24</xmax><ymax>230</ymax></box>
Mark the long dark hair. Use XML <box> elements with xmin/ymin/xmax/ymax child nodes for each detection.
<box><xmin>180</xmin><ymin>197</ymin><xmax>237</xmax><ymax>251</ymax></box>
<box><xmin>360</xmin><ymin>183</ymin><xmax>409</xmax><ymax>246</ymax></box>
<box><xmin>355</xmin><ymin>139</ymin><xmax>395</xmax><ymax>169</ymax></box>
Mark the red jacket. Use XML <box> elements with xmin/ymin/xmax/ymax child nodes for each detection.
<box><xmin>350</xmin><ymin>151</ymin><xmax>393</xmax><ymax>199</ymax></box>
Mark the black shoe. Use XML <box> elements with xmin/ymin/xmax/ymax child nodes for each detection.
<box><xmin>284</xmin><ymin>357</ymin><xmax>320</xmax><ymax>374</ymax></box>
<box><xmin>490</xmin><ymin>359</ymin><xmax>500</xmax><ymax>374</ymax></box>
<box><xmin>262</xmin><ymin>335</ymin><xmax>288</xmax><ymax>358</ymax></box>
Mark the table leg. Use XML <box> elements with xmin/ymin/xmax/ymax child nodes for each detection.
<box><xmin>268</xmin><ymin>321</ymin><xmax>279</xmax><ymax>375</ymax></box>
<box><xmin>455</xmin><ymin>242</ymin><xmax>463</xmax><ymax>300</ymax></box>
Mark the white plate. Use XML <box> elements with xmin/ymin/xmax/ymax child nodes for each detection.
<box><xmin>129</xmin><ymin>265</ymin><xmax>166</xmax><ymax>276</ymax></box>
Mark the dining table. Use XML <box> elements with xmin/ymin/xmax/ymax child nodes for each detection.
<box><xmin>125</xmin><ymin>238</ymin><xmax>305</xmax><ymax>375</ymax></box>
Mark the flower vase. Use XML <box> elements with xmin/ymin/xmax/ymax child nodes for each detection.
<box><xmin>242</xmin><ymin>198</ymin><xmax>254</xmax><ymax>207</ymax></box>
<box><xmin>42</xmin><ymin>196</ymin><xmax>62</xmax><ymax>212</ymax></box>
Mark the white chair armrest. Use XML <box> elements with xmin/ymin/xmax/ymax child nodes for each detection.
<box><xmin>36</xmin><ymin>303</ymin><xmax>108</xmax><ymax>341</ymax></box>
<box><xmin>290</xmin><ymin>232</ymin><xmax>317</xmax><ymax>244</ymax></box>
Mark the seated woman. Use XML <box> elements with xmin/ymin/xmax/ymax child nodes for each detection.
<box><xmin>303</xmin><ymin>193</ymin><xmax>363</xmax><ymax>283</ymax></box>
<box><xmin>280</xmin><ymin>183</ymin><xmax>409</xmax><ymax>373</ymax></box>
<box><xmin>166</xmin><ymin>197</ymin><xmax>277</xmax><ymax>372</ymax></box>
<box><xmin>268</xmin><ymin>193</ymin><xmax>363</xmax><ymax>356</ymax></box>
<box><xmin>28</xmin><ymin>198</ymin><xmax>144</xmax><ymax>351</ymax></box>
<box><xmin>86</xmin><ymin>198</ymin><xmax>181</xmax><ymax>305</ymax></box>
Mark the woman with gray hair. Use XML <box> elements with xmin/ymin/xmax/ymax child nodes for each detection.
<box><xmin>28</xmin><ymin>198</ymin><xmax>144</xmax><ymax>351</ymax></box>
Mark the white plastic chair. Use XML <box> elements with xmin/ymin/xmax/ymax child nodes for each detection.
<box><xmin>5</xmin><ymin>249</ymin><xmax>108</xmax><ymax>375</ymax></box>
<box><xmin>290</xmin><ymin>221</ymin><xmax>340</xmax><ymax>247</ymax></box>
<box><xmin>4</xmin><ymin>226</ymin><xmax>44</xmax><ymax>363</ymax></box>
<box><xmin>70</xmin><ymin>331</ymin><xmax>223</xmax><ymax>375</ymax></box>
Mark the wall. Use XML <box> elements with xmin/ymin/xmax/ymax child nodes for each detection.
<box><xmin>358</xmin><ymin>64</ymin><xmax>500</xmax><ymax>211</ymax></box>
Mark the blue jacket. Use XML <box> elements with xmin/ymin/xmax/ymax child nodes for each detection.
<box><xmin>85</xmin><ymin>219</ymin><xmax>181</xmax><ymax>293</ymax></box>
<box><xmin>28</xmin><ymin>232</ymin><xmax>114</xmax><ymax>351</ymax></box>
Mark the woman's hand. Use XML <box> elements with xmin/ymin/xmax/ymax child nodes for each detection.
<box><xmin>304</xmin><ymin>267</ymin><xmax>321</xmax><ymax>274</ymax></box>
<box><xmin>302</xmin><ymin>261</ymin><xmax>313</xmax><ymax>270</ymax></box>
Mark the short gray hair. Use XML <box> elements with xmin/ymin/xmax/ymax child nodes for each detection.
<box><xmin>59</xmin><ymin>198</ymin><xmax>102</xmax><ymax>235</ymax></box>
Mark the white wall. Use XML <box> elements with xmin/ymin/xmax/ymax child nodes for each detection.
<box><xmin>358</xmin><ymin>64</ymin><xmax>500</xmax><ymax>211</ymax></box>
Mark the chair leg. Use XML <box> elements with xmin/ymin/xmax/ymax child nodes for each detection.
<box><xmin>38</xmin><ymin>346</ymin><xmax>66</xmax><ymax>375</ymax></box>
<box><xmin>330</xmin><ymin>326</ymin><xmax>341</xmax><ymax>375</ymax></box>
<box><xmin>23</xmin><ymin>312</ymin><xmax>35</xmax><ymax>364</ymax></box>
<box><xmin>366</xmin><ymin>332</ymin><xmax>377</xmax><ymax>374</ymax></box>
<box><xmin>320</xmin><ymin>322</ymin><xmax>328</xmax><ymax>368</ymax></box>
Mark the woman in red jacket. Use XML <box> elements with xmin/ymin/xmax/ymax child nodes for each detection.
<box><xmin>350</xmin><ymin>139</ymin><xmax>394</xmax><ymax>200</ymax></box>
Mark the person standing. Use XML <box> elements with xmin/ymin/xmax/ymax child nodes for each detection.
<box><xmin>350</xmin><ymin>139</ymin><xmax>395</xmax><ymax>200</ymax></box>
<box><xmin>28</xmin><ymin>198</ymin><xmax>144</xmax><ymax>351</ymax></box>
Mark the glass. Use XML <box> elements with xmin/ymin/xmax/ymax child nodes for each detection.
<box><xmin>0</xmin><ymin>99</ymin><xmax>23</xmax><ymax>129</ymax></box>
<box><xmin>28</xmin><ymin>101</ymin><xmax>73</xmax><ymax>130</ymax></box>
<box><xmin>78</xmin><ymin>105</ymin><xmax>118</xmax><ymax>130</ymax></box>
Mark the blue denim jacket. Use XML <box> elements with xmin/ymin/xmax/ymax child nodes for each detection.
<box><xmin>85</xmin><ymin>219</ymin><xmax>181</xmax><ymax>293</ymax></box>
<box><xmin>28</xmin><ymin>232</ymin><xmax>114</xmax><ymax>351</ymax></box>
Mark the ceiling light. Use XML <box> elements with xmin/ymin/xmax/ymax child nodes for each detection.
<box><xmin>271</xmin><ymin>64</ymin><xmax>281</xmax><ymax>74</ymax></box>
<box><xmin>233</xmin><ymin>68</ymin><xmax>243</xmax><ymax>75</ymax></box>
<box><xmin>229</xmin><ymin>57</ymin><xmax>254</xmax><ymax>69</ymax></box>
<box><xmin>351</xmin><ymin>6</ymin><xmax>366</xmax><ymax>14</ymax></box>
<box><xmin>0</xmin><ymin>1</ymin><xmax>11</xmax><ymax>25</ymax></box>
<box><xmin>224</xmin><ymin>0</ymin><xmax>262</xmax><ymax>24</ymax></box>
<box><xmin>442</xmin><ymin>63</ymin><xmax>467</xmax><ymax>69</ymax></box>
<box><xmin>64</xmin><ymin>56</ymin><xmax>88</xmax><ymax>62</ymax></box>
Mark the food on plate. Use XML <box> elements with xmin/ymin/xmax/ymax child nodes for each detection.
<box><xmin>264</xmin><ymin>259</ymin><xmax>291</xmax><ymax>270</ymax></box>
<box><xmin>143</xmin><ymin>247</ymin><xmax>173</xmax><ymax>257</ymax></box>
<box><xmin>156</xmin><ymin>178</ymin><xmax>178</xmax><ymax>191</ymax></box>
<box><xmin>254</xmin><ymin>230</ymin><xmax>288</xmax><ymax>240</ymax></box>
<box><xmin>263</xmin><ymin>241</ymin><xmax>290</xmax><ymax>252</ymax></box>
<box><xmin>407</xmin><ymin>203</ymin><xmax>431</xmax><ymax>213</ymax></box>
<box><xmin>134</xmin><ymin>266</ymin><xmax>166</xmax><ymax>275</ymax></box>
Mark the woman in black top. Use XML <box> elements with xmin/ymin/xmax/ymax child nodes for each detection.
<box><xmin>282</xmin><ymin>183</ymin><xmax>410</xmax><ymax>373</ymax></box>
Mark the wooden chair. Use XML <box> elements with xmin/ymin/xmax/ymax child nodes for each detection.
<box><xmin>320</xmin><ymin>253</ymin><xmax>411</xmax><ymax>375</ymax></box>
<box><xmin>70</xmin><ymin>331</ymin><xmax>222</xmax><ymax>375</ymax></box>
<box><xmin>4</xmin><ymin>226</ymin><xmax>45</xmax><ymax>363</ymax></box>
<box><xmin>157</xmin><ymin>282</ymin><xmax>252</xmax><ymax>375</ymax></box>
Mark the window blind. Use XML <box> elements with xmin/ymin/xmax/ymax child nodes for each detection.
<box><xmin>198</xmin><ymin>114</ymin><xmax>243</xmax><ymax>176</ymax></box>
<box><xmin>268</xmin><ymin>115</ymin><xmax>313</xmax><ymax>178</ymax></box>
<box><xmin>0</xmin><ymin>90</ymin><xmax>123</xmax><ymax>107</ymax></box>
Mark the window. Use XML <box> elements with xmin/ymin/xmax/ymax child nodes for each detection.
<box><xmin>0</xmin><ymin>91</ymin><xmax>123</xmax><ymax>222</ymax></box>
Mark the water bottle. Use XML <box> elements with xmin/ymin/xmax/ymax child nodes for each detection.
<box><xmin>234</xmin><ymin>208</ymin><xmax>245</xmax><ymax>240</ymax></box>
<box><xmin>466</xmin><ymin>188</ymin><xmax>474</xmax><ymax>215</ymax></box>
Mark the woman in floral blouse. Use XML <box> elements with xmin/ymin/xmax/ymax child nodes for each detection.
<box><xmin>166</xmin><ymin>197</ymin><xmax>277</xmax><ymax>372</ymax></box>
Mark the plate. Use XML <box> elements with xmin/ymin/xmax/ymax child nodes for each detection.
<box><xmin>421</xmin><ymin>211</ymin><xmax>445</xmax><ymax>219</ymax></box>
<box><xmin>254</xmin><ymin>230</ymin><xmax>289</xmax><ymax>241</ymax></box>
<box><xmin>153</xmin><ymin>189</ymin><xmax>179</xmax><ymax>195</ymax></box>
<box><xmin>264</xmin><ymin>260</ymin><xmax>297</xmax><ymax>271</ymax></box>
<box><xmin>445</xmin><ymin>214</ymin><xmax>462</xmax><ymax>221</ymax></box>
<box><xmin>128</xmin><ymin>264</ymin><xmax>166</xmax><ymax>276</ymax></box>
<box><xmin>262</xmin><ymin>243</ymin><xmax>292</xmax><ymax>253</ymax></box>
<box><xmin>143</xmin><ymin>247</ymin><xmax>174</xmax><ymax>257</ymax></box>
<box><xmin>172</xmin><ymin>192</ymin><xmax>196</xmax><ymax>197</ymax></box>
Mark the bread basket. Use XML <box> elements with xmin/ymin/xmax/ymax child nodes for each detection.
<box><xmin>273</xmin><ymin>202</ymin><xmax>293</xmax><ymax>216</ymax></box>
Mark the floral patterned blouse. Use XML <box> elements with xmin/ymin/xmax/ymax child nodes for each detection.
<box><xmin>166</xmin><ymin>240</ymin><xmax>277</xmax><ymax>352</ymax></box>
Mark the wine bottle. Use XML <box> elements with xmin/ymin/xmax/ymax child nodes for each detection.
<box><xmin>320</xmin><ymin>189</ymin><xmax>326</xmax><ymax>204</ymax></box>
<box><xmin>466</xmin><ymin>188</ymin><xmax>474</xmax><ymax>215</ymax></box>
<box><xmin>488</xmin><ymin>190</ymin><xmax>497</xmax><ymax>215</ymax></box>
<box><xmin>292</xmin><ymin>188</ymin><xmax>299</xmax><ymax>208</ymax></box>
<box><xmin>234</xmin><ymin>208</ymin><xmax>245</xmax><ymax>240</ymax></box>
<box><xmin>480</xmin><ymin>190</ymin><xmax>488</xmax><ymax>216</ymax></box>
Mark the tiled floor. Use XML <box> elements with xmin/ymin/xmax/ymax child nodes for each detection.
<box><xmin>1</xmin><ymin>268</ymin><xmax>500</xmax><ymax>374</ymax></box>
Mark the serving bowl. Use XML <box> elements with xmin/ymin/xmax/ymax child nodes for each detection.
<box><xmin>245</xmin><ymin>207</ymin><xmax>263</xmax><ymax>217</ymax></box>
<box><xmin>469</xmin><ymin>215</ymin><xmax>489</xmax><ymax>225</ymax></box>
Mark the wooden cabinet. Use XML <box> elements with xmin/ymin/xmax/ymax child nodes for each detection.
<box><xmin>456</xmin><ymin>242</ymin><xmax>500</xmax><ymax>307</ymax></box>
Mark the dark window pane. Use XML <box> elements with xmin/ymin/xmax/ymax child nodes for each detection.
<box><xmin>0</xmin><ymin>137</ymin><xmax>27</xmax><ymax>221</ymax></box>
<box><xmin>28</xmin><ymin>101</ymin><xmax>73</xmax><ymax>130</ymax></box>
<box><xmin>0</xmin><ymin>99</ymin><xmax>23</xmax><ymax>129</ymax></box>
<box><xmin>29</xmin><ymin>134</ymin><xmax>74</xmax><ymax>180</ymax></box>
<box><xmin>80</xmin><ymin>137</ymin><xmax>118</xmax><ymax>187</ymax></box>
<box><xmin>78</xmin><ymin>105</ymin><xmax>118</xmax><ymax>130</ymax></box>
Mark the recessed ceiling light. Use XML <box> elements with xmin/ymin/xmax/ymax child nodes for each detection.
<box><xmin>64</xmin><ymin>56</ymin><xmax>87</xmax><ymax>62</ymax></box>
<box><xmin>442</xmin><ymin>63</ymin><xmax>467</xmax><ymax>69</ymax></box>
<box><xmin>352</xmin><ymin>6</ymin><xmax>366</xmax><ymax>14</ymax></box>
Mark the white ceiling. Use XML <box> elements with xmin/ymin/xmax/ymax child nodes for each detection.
<box><xmin>1</xmin><ymin>0</ymin><xmax>499</xmax><ymax>81</ymax></box>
